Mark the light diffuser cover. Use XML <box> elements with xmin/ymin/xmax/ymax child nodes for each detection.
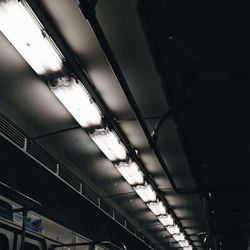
<box><xmin>183</xmin><ymin>246</ymin><xmax>192</xmax><ymax>250</ymax></box>
<box><xmin>89</xmin><ymin>128</ymin><xmax>127</xmax><ymax>161</ymax></box>
<box><xmin>167</xmin><ymin>224</ymin><xmax>180</xmax><ymax>235</ymax></box>
<box><xmin>115</xmin><ymin>161</ymin><xmax>144</xmax><ymax>186</ymax></box>
<box><xmin>148</xmin><ymin>201</ymin><xmax>166</xmax><ymax>216</ymax></box>
<box><xmin>158</xmin><ymin>214</ymin><xmax>174</xmax><ymax>226</ymax></box>
<box><xmin>134</xmin><ymin>183</ymin><xmax>157</xmax><ymax>203</ymax></box>
<box><xmin>0</xmin><ymin>0</ymin><xmax>63</xmax><ymax>75</ymax></box>
<box><xmin>173</xmin><ymin>233</ymin><xmax>185</xmax><ymax>242</ymax></box>
<box><xmin>179</xmin><ymin>240</ymin><xmax>189</xmax><ymax>247</ymax></box>
<box><xmin>49</xmin><ymin>77</ymin><xmax>102</xmax><ymax>128</ymax></box>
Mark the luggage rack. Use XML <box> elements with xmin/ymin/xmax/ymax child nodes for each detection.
<box><xmin>0</xmin><ymin>181</ymin><xmax>41</xmax><ymax>250</ymax></box>
<box><xmin>0</xmin><ymin>113</ymin><xmax>157</xmax><ymax>250</ymax></box>
<box><xmin>52</xmin><ymin>240</ymin><xmax>126</xmax><ymax>250</ymax></box>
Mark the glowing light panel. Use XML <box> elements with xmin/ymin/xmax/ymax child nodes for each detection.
<box><xmin>134</xmin><ymin>183</ymin><xmax>157</xmax><ymax>203</ymax></box>
<box><xmin>167</xmin><ymin>224</ymin><xmax>180</xmax><ymax>235</ymax></box>
<box><xmin>183</xmin><ymin>247</ymin><xmax>192</xmax><ymax>250</ymax></box>
<box><xmin>90</xmin><ymin>128</ymin><xmax>127</xmax><ymax>161</ymax></box>
<box><xmin>116</xmin><ymin>161</ymin><xmax>144</xmax><ymax>186</ymax></box>
<box><xmin>147</xmin><ymin>201</ymin><xmax>166</xmax><ymax>216</ymax></box>
<box><xmin>49</xmin><ymin>77</ymin><xmax>102</xmax><ymax>128</ymax></box>
<box><xmin>179</xmin><ymin>240</ymin><xmax>189</xmax><ymax>248</ymax></box>
<box><xmin>173</xmin><ymin>233</ymin><xmax>185</xmax><ymax>242</ymax></box>
<box><xmin>158</xmin><ymin>214</ymin><xmax>174</xmax><ymax>226</ymax></box>
<box><xmin>0</xmin><ymin>0</ymin><xmax>63</xmax><ymax>75</ymax></box>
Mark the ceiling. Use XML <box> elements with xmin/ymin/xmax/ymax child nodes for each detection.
<box><xmin>135</xmin><ymin>0</ymin><xmax>250</xmax><ymax>249</ymax></box>
<box><xmin>1</xmin><ymin>0</ymin><xmax>249</xmax><ymax>249</ymax></box>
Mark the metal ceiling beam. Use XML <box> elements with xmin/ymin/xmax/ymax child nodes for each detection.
<box><xmin>77</xmin><ymin>1</ymin><xmax>198</xmax><ymax>249</ymax></box>
<box><xmin>77</xmin><ymin>0</ymin><xmax>198</xmax><ymax>196</ymax></box>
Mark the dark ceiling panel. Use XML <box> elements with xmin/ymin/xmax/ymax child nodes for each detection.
<box><xmin>96</xmin><ymin>0</ymin><xmax>168</xmax><ymax>118</ymax></box>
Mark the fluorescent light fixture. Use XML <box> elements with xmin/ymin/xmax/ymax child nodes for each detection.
<box><xmin>134</xmin><ymin>183</ymin><xmax>157</xmax><ymax>203</ymax></box>
<box><xmin>179</xmin><ymin>240</ymin><xmax>189</xmax><ymax>248</ymax></box>
<box><xmin>115</xmin><ymin>161</ymin><xmax>144</xmax><ymax>186</ymax></box>
<box><xmin>49</xmin><ymin>77</ymin><xmax>102</xmax><ymax>128</ymax></box>
<box><xmin>166</xmin><ymin>224</ymin><xmax>180</xmax><ymax>235</ymax></box>
<box><xmin>183</xmin><ymin>247</ymin><xmax>192</xmax><ymax>250</ymax></box>
<box><xmin>0</xmin><ymin>0</ymin><xmax>63</xmax><ymax>75</ymax></box>
<box><xmin>173</xmin><ymin>233</ymin><xmax>185</xmax><ymax>242</ymax></box>
<box><xmin>148</xmin><ymin>201</ymin><xmax>166</xmax><ymax>216</ymax></box>
<box><xmin>158</xmin><ymin>214</ymin><xmax>174</xmax><ymax>226</ymax></box>
<box><xmin>89</xmin><ymin>128</ymin><xmax>127</xmax><ymax>161</ymax></box>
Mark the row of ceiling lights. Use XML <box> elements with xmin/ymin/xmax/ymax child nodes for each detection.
<box><xmin>0</xmin><ymin>1</ymin><xmax>193</xmax><ymax>249</ymax></box>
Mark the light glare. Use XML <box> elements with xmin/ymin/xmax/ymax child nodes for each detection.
<box><xmin>49</xmin><ymin>77</ymin><xmax>102</xmax><ymax>128</ymax></box>
<box><xmin>158</xmin><ymin>214</ymin><xmax>174</xmax><ymax>226</ymax></box>
<box><xmin>183</xmin><ymin>247</ymin><xmax>192</xmax><ymax>250</ymax></box>
<box><xmin>89</xmin><ymin>128</ymin><xmax>127</xmax><ymax>161</ymax></box>
<box><xmin>116</xmin><ymin>161</ymin><xmax>144</xmax><ymax>186</ymax></box>
<box><xmin>147</xmin><ymin>201</ymin><xmax>166</xmax><ymax>216</ymax></box>
<box><xmin>0</xmin><ymin>0</ymin><xmax>63</xmax><ymax>75</ymax></box>
<box><xmin>167</xmin><ymin>224</ymin><xmax>180</xmax><ymax>235</ymax></box>
<box><xmin>173</xmin><ymin>233</ymin><xmax>185</xmax><ymax>242</ymax></box>
<box><xmin>134</xmin><ymin>183</ymin><xmax>157</xmax><ymax>203</ymax></box>
<box><xmin>179</xmin><ymin>240</ymin><xmax>189</xmax><ymax>247</ymax></box>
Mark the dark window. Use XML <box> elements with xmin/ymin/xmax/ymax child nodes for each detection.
<box><xmin>0</xmin><ymin>200</ymin><xmax>13</xmax><ymax>221</ymax></box>
<box><xmin>0</xmin><ymin>233</ymin><xmax>9</xmax><ymax>250</ymax></box>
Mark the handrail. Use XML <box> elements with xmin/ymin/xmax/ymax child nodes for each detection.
<box><xmin>52</xmin><ymin>240</ymin><xmax>125</xmax><ymax>250</ymax></box>
<box><xmin>0</xmin><ymin>181</ymin><xmax>41</xmax><ymax>210</ymax></box>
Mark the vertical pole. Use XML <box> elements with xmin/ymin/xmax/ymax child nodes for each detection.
<box><xmin>20</xmin><ymin>209</ymin><xmax>27</xmax><ymax>250</ymax></box>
